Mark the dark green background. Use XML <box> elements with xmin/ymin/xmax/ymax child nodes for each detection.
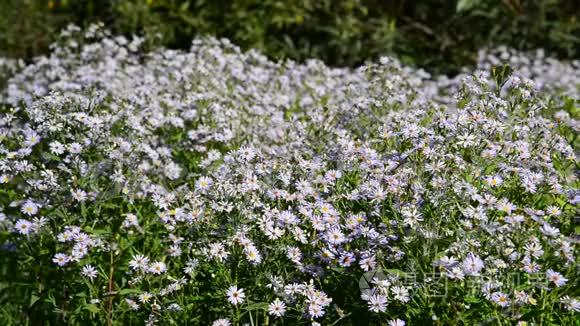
<box><xmin>0</xmin><ymin>0</ymin><xmax>579</xmax><ymax>73</ymax></box>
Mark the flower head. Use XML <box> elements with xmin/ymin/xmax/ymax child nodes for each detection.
<box><xmin>226</xmin><ymin>285</ymin><xmax>245</xmax><ymax>305</ymax></box>
<box><xmin>268</xmin><ymin>298</ymin><xmax>286</xmax><ymax>317</ymax></box>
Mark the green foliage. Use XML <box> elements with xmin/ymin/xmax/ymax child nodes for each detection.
<box><xmin>0</xmin><ymin>0</ymin><xmax>108</xmax><ymax>59</ymax></box>
<box><xmin>0</xmin><ymin>0</ymin><xmax>578</xmax><ymax>72</ymax></box>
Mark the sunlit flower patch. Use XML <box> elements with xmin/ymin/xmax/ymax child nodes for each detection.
<box><xmin>0</xmin><ymin>24</ymin><xmax>578</xmax><ymax>325</ymax></box>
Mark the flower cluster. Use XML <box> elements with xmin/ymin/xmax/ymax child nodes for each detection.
<box><xmin>0</xmin><ymin>25</ymin><xmax>577</xmax><ymax>324</ymax></box>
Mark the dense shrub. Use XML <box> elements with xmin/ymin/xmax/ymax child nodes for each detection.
<box><xmin>0</xmin><ymin>26</ymin><xmax>578</xmax><ymax>325</ymax></box>
<box><xmin>0</xmin><ymin>0</ymin><xmax>578</xmax><ymax>72</ymax></box>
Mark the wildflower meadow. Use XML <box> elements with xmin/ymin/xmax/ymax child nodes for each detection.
<box><xmin>0</xmin><ymin>25</ymin><xmax>578</xmax><ymax>325</ymax></box>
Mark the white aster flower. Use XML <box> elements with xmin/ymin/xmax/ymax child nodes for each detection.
<box><xmin>546</xmin><ymin>269</ymin><xmax>568</xmax><ymax>287</ymax></box>
<box><xmin>15</xmin><ymin>219</ymin><xmax>33</xmax><ymax>235</ymax></box>
<box><xmin>81</xmin><ymin>265</ymin><xmax>98</xmax><ymax>280</ymax></box>
<box><xmin>21</xmin><ymin>200</ymin><xmax>39</xmax><ymax>216</ymax></box>
<box><xmin>226</xmin><ymin>285</ymin><xmax>245</xmax><ymax>305</ymax></box>
<box><xmin>388</xmin><ymin>319</ymin><xmax>406</xmax><ymax>326</ymax></box>
<box><xmin>268</xmin><ymin>298</ymin><xmax>286</xmax><ymax>317</ymax></box>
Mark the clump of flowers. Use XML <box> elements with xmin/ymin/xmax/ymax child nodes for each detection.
<box><xmin>0</xmin><ymin>24</ymin><xmax>577</xmax><ymax>325</ymax></box>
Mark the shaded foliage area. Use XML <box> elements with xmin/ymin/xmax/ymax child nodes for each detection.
<box><xmin>0</xmin><ymin>1</ymin><xmax>579</xmax><ymax>72</ymax></box>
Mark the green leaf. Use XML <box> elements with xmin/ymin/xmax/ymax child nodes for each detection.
<box><xmin>84</xmin><ymin>227</ymin><xmax>110</xmax><ymax>235</ymax></box>
<box><xmin>491</xmin><ymin>64</ymin><xmax>513</xmax><ymax>89</ymax></box>
<box><xmin>456</xmin><ymin>0</ymin><xmax>480</xmax><ymax>12</ymax></box>
<box><xmin>385</xmin><ymin>269</ymin><xmax>407</xmax><ymax>277</ymax></box>
<box><xmin>29</xmin><ymin>294</ymin><xmax>40</xmax><ymax>307</ymax></box>
<box><xmin>464</xmin><ymin>295</ymin><xmax>480</xmax><ymax>303</ymax></box>
<box><xmin>119</xmin><ymin>288</ymin><xmax>141</xmax><ymax>295</ymax></box>
<box><xmin>244</xmin><ymin>302</ymin><xmax>268</xmax><ymax>311</ymax></box>
<box><xmin>80</xmin><ymin>203</ymin><xmax>88</xmax><ymax>218</ymax></box>
<box><xmin>84</xmin><ymin>304</ymin><xmax>100</xmax><ymax>313</ymax></box>
<box><xmin>44</xmin><ymin>293</ymin><xmax>57</xmax><ymax>307</ymax></box>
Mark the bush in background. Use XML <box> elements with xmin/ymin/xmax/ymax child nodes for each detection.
<box><xmin>0</xmin><ymin>0</ymin><xmax>579</xmax><ymax>72</ymax></box>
